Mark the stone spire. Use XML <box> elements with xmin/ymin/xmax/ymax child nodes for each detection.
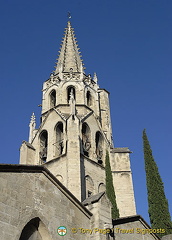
<box><xmin>54</xmin><ymin>21</ymin><xmax>84</xmax><ymax>74</ymax></box>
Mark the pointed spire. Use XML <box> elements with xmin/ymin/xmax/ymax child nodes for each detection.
<box><xmin>54</xmin><ymin>21</ymin><xmax>85</xmax><ymax>74</ymax></box>
<box><xmin>29</xmin><ymin>113</ymin><xmax>36</xmax><ymax>143</ymax></box>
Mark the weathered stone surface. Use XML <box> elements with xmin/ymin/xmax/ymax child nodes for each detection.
<box><xmin>113</xmin><ymin>215</ymin><xmax>161</xmax><ymax>240</ymax></box>
<box><xmin>162</xmin><ymin>235</ymin><xmax>172</xmax><ymax>240</ymax></box>
<box><xmin>0</xmin><ymin>165</ymin><xmax>91</xmax><ymax>240</ymax></box>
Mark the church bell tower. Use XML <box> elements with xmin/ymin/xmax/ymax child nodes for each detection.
<box><xmin>20</xmin><ymin>20</ymin><xmax>136</xmax><ymax>217</ymax></box>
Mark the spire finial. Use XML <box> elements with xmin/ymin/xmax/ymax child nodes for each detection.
<box><xmin>68</xmin><ymin>12</ymin><xmax>71</xmax><ymax>20</ymax></box>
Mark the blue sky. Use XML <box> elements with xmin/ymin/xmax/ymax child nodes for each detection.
<box><xmin>0</xmin><ymin>0</ymin><xmax>172</xmax><ymax>224</ymax></box>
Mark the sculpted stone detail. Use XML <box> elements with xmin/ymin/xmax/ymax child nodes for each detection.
<box><xmin>69</xmin><ymin>88</ymin><xmax>76</xmax><ymax>117</ymax></box>
<box><xmin>82</xmin><ymin>123</ymin><xmax>91</xmax><ymax>157</ymax></box>
<box><xmin>46</xmin><ymin>75</ymin><xmax>61</xmax><ymax>88</ymax></box>
<box><xmin>96</xmin><ymin>145</ymin><xmax>103</xmax><ymax>160</ymax></box>
<box><xmin>55</xmin><ymin>139</ymin><xmax>64</xmax><ymax>156</ymax></box>
<box><xmin>63</xmin><ymin>72</ymin><xmax>80</xmax><ymax>81</ymax></box>
<box><xmin>39</xmin><ymin>146</ymin><xmax>47</xmax><ymax>163</ymax></box>
<box><xmin>95</xmin><ymin>131</ymin><xmax>103</xmax><ymax>162</ymax></box>
<box><xmin>82</xmin><ymin>133</ymin><xmax>91</xmax><ymax>152</ymax></box>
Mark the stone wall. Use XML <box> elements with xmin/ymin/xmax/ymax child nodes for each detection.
<box><xmin>113</xmin><ymin>215</ymin><xmax>161</xmax><ymax>240</ymax></box>
<box><xmin>0</xmin><ymin>165</ymin><xmax>92</xmax><ymax>240</ymax></box>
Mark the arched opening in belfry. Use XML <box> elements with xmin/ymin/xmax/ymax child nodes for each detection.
<box><xmin>98</xmin><ymin>183</ymin><xmax>106</xmax><ymax>193</ymax></box>
<box><xmin>86</xmin><ymin>91</ymin><xmax>92</xmax><ymax>107</ymax></box>
<box><xmin>19</xmin><ymin>217</ymin><xmax>52</xmax><ymax>240</ymax></box>
<box><xmin>85</xmin><ymin>175</ymin><xmax>94</xmax><ymax>197</ymax></box>
<box><xmin>50</xmin><ymin>89</ymin><xmax>56</xmax><ymax>108</ymax></box>
<box><xmin>39</xmin><ymin>130</ymin><xmax>48</xmax><ymax>163</ymax></box>
<box><xmin>55</xmin><ymin>122</ymin><xmax>64</xmax><ymax>156</ymax></box>
<box><xmin>82</xmin><ymin>122</ymin><xmax>91</xmax><ymax>157</ymax></box>
<box><xmin>95</xmin><ymin>131</ymin><xmax>103</xmax><ymax>164</ymax></box>
<box><xmin>67</xmin><ymin>86</ymin><xmax>75</xmax><ymax>103</ymax></box>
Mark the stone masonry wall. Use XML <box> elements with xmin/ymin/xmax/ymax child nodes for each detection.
<box><xmin>0</xmin><ymin>166</ymin><xmax>91</xmax><ymax>240</ymax></box>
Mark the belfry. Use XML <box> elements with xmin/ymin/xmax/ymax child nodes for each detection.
<box><xmin>20</xmin><ymin>20</ymin><xmax>136</xmax><ymax>216</ymax></box>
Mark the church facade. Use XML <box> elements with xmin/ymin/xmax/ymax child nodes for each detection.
<box><xmin>0</xmin><ymin>21</ymin><xmax>161</xmax><ymax>240</ymax></box>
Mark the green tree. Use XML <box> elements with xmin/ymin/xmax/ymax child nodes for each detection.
<box><xmin>105</xmin><ymin>150</ymin><xmax>119</xmax><ymax>219</ymax></box>
<box><xmin>143</xmin><ymin>129</ymin><xmax>172</xmax><ymax>237</ymax></box>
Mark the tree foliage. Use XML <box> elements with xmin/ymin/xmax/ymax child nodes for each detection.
<box><xmin>143</xmin><ymin>129</ymin><xmax>172</xmax><ymax>237</ymax></box>
<box><xmin>105</xmin><ymin>150</ymin><xmax>119</xmax><ymax>219</ymax></box>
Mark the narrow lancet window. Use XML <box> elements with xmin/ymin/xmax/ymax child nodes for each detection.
<box><xmin>39</xmin><ymin>130</ymin><xmax>48</xmax><ymax>163</ymax></box>
<box><xmin>50</xmin><ymin>90</ymin><xmax>56</xmax><ymax>108</ymax></box>
<box><xmin>55</xmin><ymin>122</ymin><xmax>64</xmax><ymax>156</ymax></box>
<box><xmin>67</xmin><ymin>86</ymin><xmax>75</xmax><ymax>103</ymax></box>
<box><xmin>82</xmin><ymin>123</ymin><xmax>91</xmax><ymax>157</ymax></box>
<box><xmin>86</xmin><ymin>91</ymin><xmax>92</xmax><ymax>107</ymax></box>
<box><xmin>85</xmin><ymin>175</ymin><xmax>94</xmax><ymax>197</ymax></box>
<box><xmin>95</xmin><ymin>131</ymin><xmax>103</xmax><ymax>164</ymax></box>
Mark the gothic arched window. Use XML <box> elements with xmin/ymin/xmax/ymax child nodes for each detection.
<box><xmin>85</xmin><ymin>175</ymin><xmax>94</xmax><ymax>197</ymax></box>
<box><xmin>50</xmin><ymin>90</ymin><xmax>56</xmax><ymax>108</ymax></box>
<box><xmin>86</xmin><ymin>91</ymin><xmax>92</xmax><ymax>107</ymax></box>
<box><xmin>55</xmin><ymin>122</ymin><xmax>64</xmax><ymax>156</ymax></box>
<box><xmin>95</xmin><ymin>131</ymin><xmax>103</xmax><ymax>164</ymax></box>
<box><xmin>19</xmin><ymin>217</ymin><xmax>52</xmax><ymax>240</ymax></box>
<box><xmin>39</xmin><ymin>130</ymin><xmax>48</xmax><ymax>163</ymax></box>
<box><xmin>82</xmin><ymin>123</ymin><xmax>91</xmax><ymax>157</ymax></box>
<box><xmin>67</xmin><ymin>86</ymin><xmax>75</xmax><ymax>103</ymax></box>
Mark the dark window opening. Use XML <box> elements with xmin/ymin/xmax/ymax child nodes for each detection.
<box><xmin>95</xmin><ymin>131</ymin><xmax>103</xmax><ymax>163</ymax></box>
<box><xmin>50</xmin><ymin>90</ymin><xmax>56</xmax><ymax>108</ymax></box>
<box><xmin>82</xmin><ymin>123</ymin><xmax>91</xmax><ymax>157</ymax></box>
<box><xmin>56</xmin><ymin>122</ymin><xmax>64</xmax><ymax>155</ymax></box>
<box><xmin>40</xmin><ymin>131</ymin><xmax>48</xmax><ymax>163</ymax></box>
<box><xmin>86</xmin><ymin>91</ymin><xmax>92</xmax><ymax>107</ymax></box>
<box><xmin>67</xmin><ymin>86</ymin><xmax>75</xmax><ymax>103</ymax></box>
<box><xmin>19</xmin><ymin>218</ymin><xmax>40</xmax><ymax>240</ymax></box>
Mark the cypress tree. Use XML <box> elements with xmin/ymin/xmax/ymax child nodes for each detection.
<box><xmin>143</xmin><ymin>129</ymin><xmax>172</xmax><ymax>236</ymax></box>
<box><xmin>105</xmin><ymin>150</ymin><xmax>119</xmax><ymax>219</ymax></box>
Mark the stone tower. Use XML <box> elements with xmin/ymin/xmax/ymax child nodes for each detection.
<box><xmin>20</xmin><ymin>21</ymin><xmax>136</xmax><ymax>217</ymax></box>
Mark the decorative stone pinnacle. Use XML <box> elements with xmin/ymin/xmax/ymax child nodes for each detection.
<box><xmin>29</xmin><ymin>112</ymin><xmax>36</xmax><ymax>143</ymax></box>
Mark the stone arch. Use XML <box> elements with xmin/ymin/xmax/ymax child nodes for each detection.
<box><xmin>95</xmin><ymin>131</ymin><xmax>103</xmax><ymax>164</ymax></box>
<box><xmin>49</xmin><ymin>89</ymin><xmax>56</xmax><ymax>108</ymax></box>
<box><xmin>54</xmin><ymin>122</ymin><xmax>64</xmax><ymax>156</ymax></box>
<box><xmin>19</xmin><ymin>217</ymin><xmax>52</xmax><ymax>240</ymax></box>
<box><xmin>67</xmin><ymin>86</ymin><xmax>75</xmax><ymax>103</ymax></box>
<box><xmin>39</xmin><ymin>130</ymin><xmax>48</xmax><ymax>163</ymax></box>
<box><xmin>82</xmin><ymin>122</ymin><xmax>91</xmax><ymax>157</ymax></box>
<box><xmin>98</xmin><ymin>183</ymin><xmax>106</xmax><ymax>193</ymax></box>
<box><xmin>85</xmin><ymin>175</ymin><xmax>94</xmax><ymax>197</ymax></box>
